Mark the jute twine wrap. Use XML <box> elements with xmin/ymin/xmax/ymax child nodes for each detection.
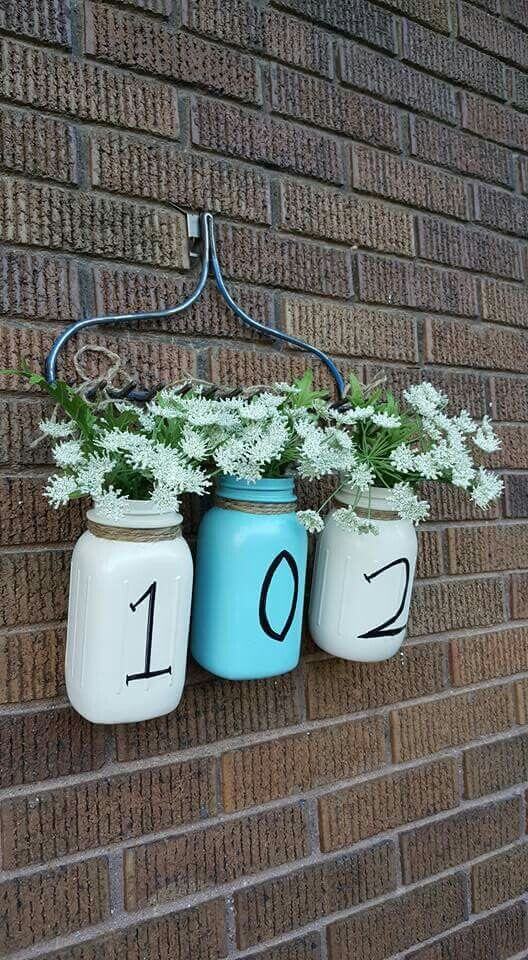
<box><xmin>334</xmin><ymin>501</ymin><xmax>398</xmax><ymax>521</ymax></box>
<box><xmin>214</xmin><ymin>496</ymin><xmax>296</xmax><ymax>514</ymax></box>
<box><xmin>87</xmin><ymin>519</ymin><xmax>182</xmax><ymax>541</ymax></box>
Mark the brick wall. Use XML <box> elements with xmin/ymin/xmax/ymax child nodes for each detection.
<box><xmin>1</xmin><ymin>0</ymin><xmax>528</xmax><ymax>957</ymax></box>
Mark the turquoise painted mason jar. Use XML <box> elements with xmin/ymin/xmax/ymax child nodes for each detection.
<box><xmin>190</xmin><ymin>476</ymin><xmax>308</xmax><ymax>679</ymax></box>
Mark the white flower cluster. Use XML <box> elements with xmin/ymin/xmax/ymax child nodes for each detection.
<box><xmin>39</xmin><ymin>376</ymin><xmax>504</xmax><ymax>532</ymax></box>
<box><xmin>388</xmin><ymin>383</ymin><xmax>503</xmax><ymax>511</ymax></box>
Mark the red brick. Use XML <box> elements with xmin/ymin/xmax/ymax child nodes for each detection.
<box><xmin>472</xmin><ymin>845</ymin><xmax>528</xmax><ymax>911</ymax></box>
<box><xmin>319</xmin><ymin>758</ymin><xmax>459</xmax><ymax>851</ymax></box>
<box><xmin>424</xmin><ymin>481</ymin><xmax>501</xmax><ymax>521</ymax></box>
<box><xmin>512</xmin><ymin>68</ymin><xmax>528</xmax><ymax>110</ymax></box>
<box><xmin>351</xmin><ymin>143</ymin><xmax>468</xmax><ymax>219</ymax></box>
<box><xmin>248</xmin><ymin>937</ymin><xmax>322</xmax><ymax>960</ymax></box>
<box><xmin>90</xmin><ymin>131</ymin><xmax>270</xmax><ymax>225</ymax></box>
<box><xmin>464</xmin><ymin>732</ymin><xmax>528</xmax><ymax>798</ymax></box>
<box><xmin>490</xmin><ymin>424</ymin><xmax>528</xmax><ymax>468</ymax></box>
<box><xmin>409</xmin><ymin>577</ymin><xmax>505</xmax><ymax>638</ymax></box>
<box><xmin>475</xmin><ymin>182</ymin><xmax>528</xmax><ymax>237</ymax></box>
<box><xmin>182</xmin><ymin>0</ymin><xmax>333</xmax><ymax>77</ymax></box>
<box><xmin>39</xmin><ymin>901</ymin><xmax>228</xmax><ymax>960</ymax></box>
<box><xmin>125</xmin><ymin>804</ymin><xmax>309</xmax><ymax>908</ymax></box>
<box><xmin>461</xmin><ymin>91</ymin><xmax>528</xmax><ymax>150</ymax></box>
<box><xmin>516</xmin><ymin>678</ymin><xmax>528</xmax><ymax>721</ymax></box>
<box><xmin>221</xmin><ymin>718</ymin><xmax>386</xmax><ymax>812</ymax></box>
<box><xmin>459</xmin><ymin>0</ymin><xmax>528</xmax><ymax>68</ymax></box>
<box><xmin>410</xmin><ymin>115</ymin><xmax>514</xmax><ymax>188</ymax></box>
<box><xmin>327</xmin><ymin>875</ymin><xmax>466</xmax><ymax>960</ymax></box>
<box><xmin>115</xmin><ymin>672</ymin><xmax>300</xmax><ymax>761</ymax></box>
<box><xmin>358</xmin><ymin>253</ymin><xmax>478</xmax><ymax>316</ymax></box>
<box><xmin>209</xmin><ymin>346</ymin><xmax>349</xmax><ymax>396</ymax></box>
<box><xmin>0</xmin><ymin>476</ymin><xmax>85</xmax><ymax>547</ymax></box>
<box><xmin>0</xmin><ymin>706</ymin><xmax>106</xmax><ymax>788</ymax></box>
<box><xmin>93</xmin><ymin>264</ymin><xmax>273</xmax><ymax>341</ymax></box>
<box><xmin>0</xmin><ymin>625</ymin><xmax>66</xmax><ymax>704</ymax></box>
<box><xmin>376</xmin><ymin>0</ymin><xmax>450</xmax><ymax>29</ymax></box>
<box><xmin>0</xmin><ymin>178</ymin><xmax>189</xmax><ymax>269</ymax></box>
<box><xmin>418</xmin><ymin>216</ymin><xmax>523</xmax><ymax>280</ymax></box>
<box><xmin>0</xmin><ymin>0</ymin><xmax>71</xmax><ymax>46</ymax></box>
<box><xmin>365</xmin><ymin>364</ymin><xmax>486</xmax><ymax>418</ymax></box>
<box><xmin>214</xmin><ymin>223</ymin><xmax>352</xmax><ymax>298</ymax></box>
<box><xmin>340</xmin><ymin>42</ymin><xmax>456</xmax><ymax>123</ymax></box>
<box><xmin>403</xmin><ymin>19</ymin><xmax>507</xmax><ymax>99</ymax></box>
<box><xmin>85</xmin><ymin>3</ymin><xmax>262</xmax><ymax>105</ymax></box>
<box><xmin>280</xmin><ymin>180</ymin><xmax>415</xmax><ymax>254</ymax></box>
<box><xmin>481</xmin><ymin>277</ymin><xmax>528</xmax><ymax>328</ymax></box>
<box><xmin>191</xmin><ymin>97</ymin><xmax>343</xmax><ymax>184</ymax></box>
<box><xmin>111</xmin><ymin>0</ymin><xmax>172</xmax><ymax>11</ymax></box>
<box><xmin>0</xmin><ymin>321</ymin><xmax>196</xmax><ymax>395</ymax></box>
<box><xmin>1</xmin><ymin>250</ymin><xmax>80</xmax><ymax>321</ymax></box>
<box><xmin>0</xmin><ymin>105</ymin><xmax>77</xmax><ymax>184</ymax></box>
<box><xmin>505</xmin><ymin>0</ymin><xmax>528</xmax><ymax>25</ymax></box>
<box><xmin>0</xmin><ymin>858</ymin><xmax>109</xmax><ymax>954</ymax></box>
<box><xmin>448</xmin><ymin>523</ymin><xmax>528</xmax><ymax>574</ymax></box>
<box><xmin>0</xmin><ymin>757</ymin><xmax>216</xmax><ymax>868</ymax></box>
<box><xmin>270</xmin><ymin>64</ymin><xmax>401</xmax><ymax>151</ymax></box>
<box><xmin>305</xmin><ymin>642</ymin><xmax>447</xmax><ymax>720</ymax></box>
<box><xmin>235</xmin><ymin>842</ymin><xmax>396</xmax><ymax>948</ymax></box>
<box><xmin>406</xmin><ymin>903</ymin><xmax>528</xmax><ymax>960</ymax></box>
<box><xmin>0</xmin><ymin>38</ymin><xmax>180</xmax><ymax>137</ymax></box>
<box><xmin>282</xmin><ymin>298</ymin><xmax>418</xmax><ymax>362</ymax></box>
<box><xmin>391</xmin><ymin>685</ymin><xmax>515</xmax><ymax>762</ymax></box>
<box><xmin>426</xmin><ymin>316</ymin><xmax>528</xmax><ymax>372</ymax></box>
<box><xmin>0</xmin><ymin>399</ymin><xmax>55</xmax><ymax>466</ymax></box>
<box><xmin>493</xmin><ymin>378</ymin><xmax>528</xmax><ymax>423</ymax></box>
<box><xmin>451</xmin><ymin>626</ymin><xmax>528</xmax><ymax>686</ymax></box>
<box><xmin>512</xmin><ymin>573</ymin><xmax>528</xmax><ymax>619</ymax></box>
<box><xmin>0</xmin><ymin>548</ymin><xmax>70</xmax><ymax>628</ymax></box>
<box><xmin>400</xmin><ymin>797</ymin><xmax>521</xmax><ymax>882</ymax></box>
<box><xmin>417</xmin><ymin>529</ymin><xmax>444</xmax><ymax>578</ymax></box>
<box><xmin>270</xmin><ymin>0</ymin><xmax>395</xmax><ymax>52</ymax></box>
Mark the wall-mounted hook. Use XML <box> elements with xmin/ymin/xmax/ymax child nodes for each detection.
<box><xmin>44</xmin><ymin>211</ymin><xmax>346</xmax><ymax>401</ymax></box>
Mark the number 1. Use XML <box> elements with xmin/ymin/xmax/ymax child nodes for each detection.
<box><xmin>126</xmin><ymin>581</ymin><xmax>172</xmax><ymax>684</ymax></box>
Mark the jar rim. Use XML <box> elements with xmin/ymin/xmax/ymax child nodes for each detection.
<box><xmin>87</xmin><ymin>498</ymin><xmax>183</xmax><ymax>529</ymax></box>
<box><xmin>217</xmin><ymin>474</ymin><xmax>297</xmax><ymax>503</ymax></box>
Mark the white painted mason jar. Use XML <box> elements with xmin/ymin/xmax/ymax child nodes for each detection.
<box><xmin>65</xmin><ymin>500</ymin><xmax>193</xmax><ymax>724</ymax></box>
<box><xmin>309</xmin><ymin>485</ymin><xmax>418</xmax><ymax>662</ymax></box>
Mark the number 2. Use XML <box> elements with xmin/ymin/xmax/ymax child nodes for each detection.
<box><xmin>126</xmin><ymin>581</ymin><xmax>172</xmax><ymax>684</ymax></box>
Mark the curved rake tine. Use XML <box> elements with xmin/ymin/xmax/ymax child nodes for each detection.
<box><xmin>44</xmin><ymin>213</ymin><xmax>211</xmax><ymax>400</ymax></box>
<box><xmin>205</xmin><ymin>213</ymin><xmax>346</xmax><ymax>401</ymax></box>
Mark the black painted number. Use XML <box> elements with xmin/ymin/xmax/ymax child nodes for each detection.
<box><xmin>259</xmin><ymin>550</ymin><xmax>299</xmax><ymax>643</ymax></box>
<box><xmin>126</xmin><ymin>581</ymin><xmax>171</xmax><ymax>684</ymax></box>
<box><xmin>358</xmin><ymin>557</ymin><xmax>411</xmax><ymax>640</ymax></box>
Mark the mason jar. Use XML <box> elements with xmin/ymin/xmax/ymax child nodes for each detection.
<box><xmin>190</xmin><ymin>476</ymin><xmax>308</xmax><ymax>679</ymax></box>
<box><xmin>309</xmin><ymin>485</ymin><xmax>418</xmax><ymax>662</ymax></box>
<box><xmin>65</xmin><ymin>499</ymin><xmax>193</xmax><ymax>723</ymax></box>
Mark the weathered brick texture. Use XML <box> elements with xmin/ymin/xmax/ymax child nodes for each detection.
<box><xmin>400</xmin><ymin>796</ymin><xmax>521</xmax><ymax>881</ymax></box>
<box><xmin>0</xmin><ymin>757</ymin><xmax>216</xmax><ymax>868</ymax></box>
<box><xmin>124</xmin><ymin>803</ymin><xmax>309</xmax><ymax>908</ymax></box>
<box><xmin>327</xmin><ymin>876</ymin><xmax>467</xmax><ymax>960</ymax></box>
<box><xmin>235</xmin><ymin>841</ymin><xmax>397</xmax><ymax>948</ymax></box>
<box><xmin>3</xmin><ymin>0</ymin><xmax>528</xmax><ymax>957</ymax></box>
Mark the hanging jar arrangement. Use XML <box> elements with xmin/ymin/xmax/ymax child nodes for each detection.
<box><xmin>10</xmin><ymin>368</ymin><xmax>210</xmax><ymax>723</ymax></box>
<box><xmin>187</xmin><ymin>373</ymin><xmax>355</xmax><ymax>680</ymax></box>
<box><xmin>305</xmin><ymin>375</ymin><xmax>503</xmax><ymax>662</ymax></box>
<box><xmin>2</xmin><ymin>214</ymin><xmax>504</xmax><ymax>724</ymax></box>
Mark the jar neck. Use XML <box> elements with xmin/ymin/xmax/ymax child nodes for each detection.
<box><xmin>87</xmin><ymin>498</ymin><xmax>183</xmax><ymax>530</ymax></box>
<box><xmin>216</xmin><ymin>475</ymin><xmax>296</xmax><ymax>503</ymax></box>
<box><xmin>335</xmin><ymin>484</ymin><xmax>396</xmax><ymax>513</ymax></box>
